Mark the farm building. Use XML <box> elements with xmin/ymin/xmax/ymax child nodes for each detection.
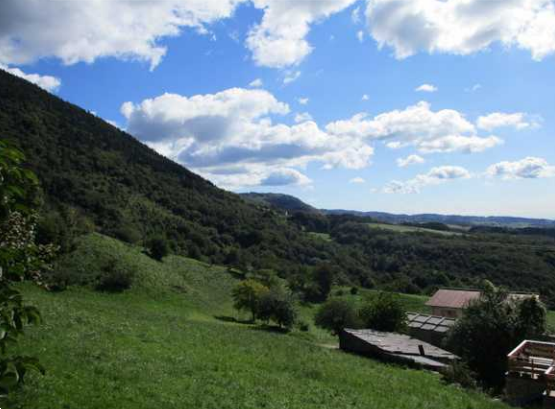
<box><xmin>406</xmin><ymin>313</ymin><xmax>456</xmax><ymax>348</ymax></box>
<box><xmin>426</xmin><ymin>288</ymin><xmax>539</xmax><ymax>318</ymax></box>
<box><xmin>339</xmin><ymin>328</ymin><xmax>458</xmax><ymax>371</ymax></box>
<box><xmin>506</xmin><ymin>339</ymin><xmax>555</xmax><ymax>407</ymax></box>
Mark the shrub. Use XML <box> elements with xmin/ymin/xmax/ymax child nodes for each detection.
<box><xmin>350</xmin><ymin>287</ymin><xmax>359</xmax><ymax>295</ymax></box>
<box><xmin>314</xmin><ymin>298</ymin><xmax>359</xmax><ymax>335</ymax></box>
<box><xmin>442</xmin><ymin>361</ymin><xmax>477</xmax><ymax>390</ymax></box>
<box><xmin>95</xmin><ymin>263</ymin><xmax>135</xmax><ymax>293</ymax></box>
<box><xmin>296</xmin><ymin>320</ymin><xmax>310</xmax><ymax>332</ymax></box>
<box><xmin>358</xmin><ymin>292</ymin><xmax>406</xmax><ymax>332</ymax></box>
<box><xmin>146</xmin><ymin>237</ymin><xmax>169</xmax><ymax>261</ymax></box>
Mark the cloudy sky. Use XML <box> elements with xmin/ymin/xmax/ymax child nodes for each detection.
<box><xmin>2</xmin><ymin>0</ymin><xmax>555</xmax><ymax>218</ymax></box>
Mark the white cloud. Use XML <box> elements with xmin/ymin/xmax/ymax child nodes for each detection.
<box><xmin>486</xmin><ymin>157</ymin><xmax>555</xmax><ymax>180</ymax></box>
<box><xmin>298</xmin><ymin>97</ymin><xmax>309</xmax><ymax>105</ymax></box>
<box><xmin>0</xmin><ymin>0</ymin><xmax>244</xmax><ymax>69</ymax></box>
<box><xmin>260</xmin><ymin>168</ymin><xmax>312</xmax><ymax>186</ymax></box>
<box><xmin>366</xmin><ymin>0</ymin><xmax>555</xmax><ymax>61</ymax></box>
<box><xmin>466</xmin><ymin>84</ymin><xmax>482</xmax><ymax>92</ymax></box>
<box><xmin>283</xmin><ymin>70</ymin><xmax>301</xmax><ymax>85</ymax></box>
<box><xmin>357</xmin><ymin>30</ymin><xmax>365</xmax><ymax>43</ymax></box>
<box><xmin>0</xmin><ymin>64</ymin><xmax>60</xmax><ymax>92</ymax></box>
<box><xmin>249</xmin><ymin>78</ymin><xmax>263</xmax><ymax>88</ymax></box>
<box><xmin>122</xmin><ymin>87</ymin><xmax>375</xmax><ymax>189</ymax></box>
<box><xmin>397</xmin><ymin>154</ymin><xmax>425</xmax><ymax>167</ymax></box>
<box><xmin>349</xmin><ymin>177</ymin><xmax>366</xmax><ymax>184</ymax></box>
<box><xmin>352</xmin><ymin>6</ymin><xmax>362</xmax><ymax>24</ymax></box>
<box><xmin>326</xmin><ymin>101</ymin><xmax>502</xmax><ymax>154</ymax></box>
<box><xmin>477</xmin><ymin>112</ymin><xmax>539</xmax><ymax>131</ymax></box>
<box><xmin>246</xmin><ymin>0</ymin><xmax>357</xmax><ymax>68</ymax></box>
<box><xmin>384</xmin><ymin>166</ymin><xmax>471</xmax><ymax>194</ymax></box>
<box><xmin>415</xmin><ymin>84</ymin><xmax>438</xmax><ymax>93</ymax></box>
<box><xmin>361</xmin><ymin>94</ymin><xmax>369</xmax><ymax>101</ymax></box>
<box><xmin>295</xmin><ymin>112</ymin><xmax>313</xmax><ymax>123</ymax></box>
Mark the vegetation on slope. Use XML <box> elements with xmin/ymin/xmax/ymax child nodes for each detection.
<box><xmin>10</xmin><ymin>234</ymin><xmax>510</xmax><ymax>409</ymax></box>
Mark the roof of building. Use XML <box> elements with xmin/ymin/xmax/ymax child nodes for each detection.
<box><xmin>425</xmin><ymin>289</ymin><xmax>481</xmax><ymax>309</ymax></box>
<box><xmin>407</xmin><ymin>312</ymin><xmax>456</xmax><ymax>333</ymax></box>
<box><xmin>425</xmin><ymin>288</ymin><xmax>539</xmax><ymax>309</ymax></box>
<box><xmin>343</xmin><ymin>328</ymin><xmax>457</xmax><ymax>361</ymax></box>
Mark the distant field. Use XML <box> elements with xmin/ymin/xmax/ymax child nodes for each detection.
<box><xmin>308</xmin><ymin>232</ymin><xmax>332</xmax><ymax>241</ymax></box>
<box><xmin>10</xmin><ymin>233</ymin><xmax>507</xmax><ymax>409</ymax></box>
<box><xmin>367</xmin><ymin>223</ymin><xmax>462</xmax><ymax>236</ymax></box>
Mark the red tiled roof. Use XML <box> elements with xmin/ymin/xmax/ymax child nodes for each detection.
<box><xmin>425</xmin><ymin>289</ymin><xmax>481</xmax><ymax>309</ymax></box>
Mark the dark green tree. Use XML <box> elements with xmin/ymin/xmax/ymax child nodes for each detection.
<box><xmin>146</xmin><ymin>237</ymin><xmax>169</xmax><ymax>261</ymax></box>
<box><xmin>231</xmin><ymin>279</ymin><xmax>269</xmax><ymax>321</ymax></box>
<box><xmin>314</xmin><ymin>298</ymin><xmax>359</xmax><ymax>335</ymax></box>
<box><xmin>358</xmin><ymin>292</ymin><xmax>406</xmax><ymax>332</ymax></box>
<box><xmin>257</xmin><ymin>289</ymin><xmax>297</xmax><ymax>330</ymax></box>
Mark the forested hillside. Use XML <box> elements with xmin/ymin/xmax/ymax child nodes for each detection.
<box><xmin>2</xmin><ymin>68</ymin><xmax>555</xmax><ymax>303</ymax></box>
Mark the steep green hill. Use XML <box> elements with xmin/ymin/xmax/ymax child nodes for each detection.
<box><xmin>0</xmin><ymin>68</ymin><xmax>346</xmax><ymax>277</ymax></box>
<box><xmin>9</xmin><ymin>234</ymin><xmax>509</xmax><ymax>409</ymax></box>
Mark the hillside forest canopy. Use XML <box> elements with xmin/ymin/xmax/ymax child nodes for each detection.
<box><xmin>1</xmin><ymin>68</ymin><xmax>555</xmax><ymax>306</ymax></box>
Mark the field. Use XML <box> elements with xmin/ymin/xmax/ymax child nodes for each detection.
<box><xmin>367</xmin><ymin>223</ymin><xmax>463</xmax><ymax>236</ymax></box>
<box><xmin>9</xmin><ymin>234</ymin><xmax>509</xmax><ymax>409</ymax></box>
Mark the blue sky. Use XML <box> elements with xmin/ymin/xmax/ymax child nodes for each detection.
<box><xmin>2</xmin><ymin>0</ymin><xmax>555</xmax><ymax>218</ymax></box>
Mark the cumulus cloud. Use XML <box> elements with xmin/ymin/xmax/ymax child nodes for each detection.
<box><xmin>294</xmin><ymin>112</ymin><xmax>313</xmax><ymax>123</ymax></box>
<box><xmin>357</xmin><ymin>30</ymin><xmax>365</xmax><ymax>43</ymax></box>
<box><xmin>246</xmin><ymin>0</ymin><xmax>357</xmax><ymax>68</ymax></box>
<box><xmin>326</xmin><ymin>101</ymin><xmax>502</xmax><ymax>154</ymax></box>
<box><xmin>477</xmin><ymin>112</ymin><xmax>539</xmax><ymax>131</ymax></box>
<box><xmin>397</xmin><ymin>154</ymin><xmax>425</xmax><ymax>167</ymax></box>
<box><xmin>0</xmin><ymin>64</ymin><xmax>60</xmax><ymax>92</ymax></box>
<box><xmin>349</xmin><ymin>177</ymin><xmax>366</xmax><ymax>184</ymax></box>
<box><xmin>415</xmin><ymin>84</ymin><xmax>438</xmax><ymax>93</ymax></box>
<box><xmin>486</xmin><ymin>157</ymin><xmax>555</xmax><ymax>179</ymax></box>
<box><xmin>122</xmin><ymin>87</ymin><xmax>375</xmax><ymax>189</ymax></box>
<box><xmin>0</xmin><ymin>0</ymin><xmax>245</xmax><ymax>69</ymax></box>
<box><xmin>384</xmin><ymin>166</ymin><xmax>471</xmax><ymax>194</ymax></box>
<box><xmin>366</xmin><ymin>0</ymin><xmax>555</xmax><ymax>61</ymax></box>
<box><xmin>249</xmin><ymin>78</ymin><xmax>263</xmax><ymax>88</ymax></box>
<box><xmin>298</xmin><ymin>97</ymin><xmax>309</xmax><ymax>105</ymax></box>
<box><xmin>260</xmin><ymin>168</ymin><xmax>312</xmax><ymax>186</ymax></box>
<box><xmin>361</xmin><ymin>94</ymin><xmax>369</xmax><ymax>101</ymax></box>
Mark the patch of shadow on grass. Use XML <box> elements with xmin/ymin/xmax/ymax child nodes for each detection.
<box><xmin>250</xmin><ymin>324</ymin><xmax>289</xmax><ymax>335</ymax></box>
<box><xmin>213</xmin><ymin>315</ymin><xmax>253</xmax><ymax>325</ymax></box>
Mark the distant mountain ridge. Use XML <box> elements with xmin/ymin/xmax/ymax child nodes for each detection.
<box><xmin>324</xmin><ymin>210</ymin><xmax>555</xmax><ymax>228</ymax></box>
<box><xmin>240</xmin><ymin>193</ymin><xmax>555</xmax><ymax>228</ymax></box>
<box><xmin>240</xmin><ymin>193</ymin><xmax>319</xmax><ymax>213</ymax></box>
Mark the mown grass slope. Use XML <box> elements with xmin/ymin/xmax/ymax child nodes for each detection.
<box><xmin>10</xmin><ymin>234</ymin><xmax>509</xmax><ymax>409</ymax></box>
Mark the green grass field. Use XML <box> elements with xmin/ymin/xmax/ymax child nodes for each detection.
<box><xmin>367</xmin><ymin>223</ymin><xmax>462</xmax><ymax>236</ymax></box>
<box><xmin>9</xmin><ymin>234</ymin><xmax>508</xmax><ymax>409</ymax></box>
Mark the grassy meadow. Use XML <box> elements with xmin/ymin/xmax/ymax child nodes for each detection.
<box><xmin>367</xmin><ymin>222</ymin><xmax>464</xmax><ymax>236</ymax></box>
<box><xmin>8</xmin><ymin>234</ymin><xmax>510</xmax><ymax>409</ymax></box>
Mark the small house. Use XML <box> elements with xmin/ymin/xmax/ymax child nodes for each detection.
<box><xmin>425</xmin><ymin>288</ymin><xmax>539</xmax><ymax>319</ymax></box>
<box><xmin>425</xmin><ymin>289</ymin><xmax>480</xmax><ymax>318</ymax></box>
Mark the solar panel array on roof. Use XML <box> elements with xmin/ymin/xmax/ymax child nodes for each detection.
<box><xmin>407</xmin><ymin>313</ymin><xmax>456</xmax><ymax>334</ymax></box>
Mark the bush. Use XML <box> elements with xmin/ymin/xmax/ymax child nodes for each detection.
<box><xmin>257</xmin><ymin>289</ymin><xmax>297</xmax><ymax>330</ymax></box>
<box><xmin>314</xmin><ymin>298</ymin><xmax>359</xmax><ymax>335</ymax></box>
<box><xmin>296</xmin><ymin>320</ymin><xmax>310</xmax><ymax>332</ymax></box>
<box><xmin>358</xmin><ymin>292</ymin><xmax>406</xmax><ymax>332</ymax></box>
<box><xmin>146</xmin><ymin>237</ymin><xmax>169</xmax><ymax>261</ymax></box>
<box><xmin>442</xmin><ymin>361</ymin><xmax>477</xmax><ymax>390</ymax></box>
<box><xmin>350</xmin><ymin>287</ymin><xmax>359</xmax><ymax>295</ymax></box>
<box><xmin>95</xmin><ymin>263</ymin><xmax>135</xmax><ymax>293</ymax></box>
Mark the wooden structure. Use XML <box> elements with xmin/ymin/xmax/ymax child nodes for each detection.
<box><xmin>339</xmin><ymin>328</ymin><xmax>458</xmax><ymax>371</ymax></box>
<box><xmin>406</xmin><ymin>312</ymin><xmax>456</xmax><ymax>348</ymax></box>
<box><xmin>506</xmin><ymin>340</ymin><xmax>555</xmax><ymax>407</ymax></box>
